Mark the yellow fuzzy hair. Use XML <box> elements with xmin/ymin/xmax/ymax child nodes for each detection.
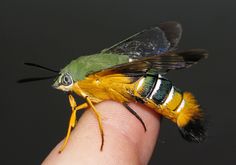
<box><xmin>177</xmin><ymin>92</ymin><xmax>203</xmax><ymax>127</ymax></box>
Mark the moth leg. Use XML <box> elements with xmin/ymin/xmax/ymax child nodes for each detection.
<box><xmin>85</xmin><ymin>96</ymin><xmax>104</xmax><ymax>151</ymax></box>
<box><xmin>123</xmin><ymin>102</ymin><xmax>147</xmax><ymax>132</ymax></box>
<box><xmin>59</xmin><ymin>94</ymin><xmax>88</xmax><ymax>153</ymax></box>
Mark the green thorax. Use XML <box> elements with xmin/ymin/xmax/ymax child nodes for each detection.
<box><xmin>60</xmin><ymin>53</ymin><xmax>129</xmax><ymax>81</ymax></box>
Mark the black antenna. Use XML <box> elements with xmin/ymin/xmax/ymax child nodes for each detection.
<box><xmin>17</xmin><ymin>75</ymin><xmax>58</xmax><ymax>83</ymax></box>
<box><xmin>24</xmin><ymin>62</ymin><xmax>59</xmax><ymax>73</ymax></box>
<box><xmin>17</xmin><ymin>62</ymin><xmax>60</xmax><ymax>83</ymax></box>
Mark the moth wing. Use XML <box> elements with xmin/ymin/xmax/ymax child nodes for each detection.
<box><xmin>92</xmin><ymin>49</ymin><xmax>208</xmax><ymax>77</ymax></box>
<box><xmin>101</xmin><ymin>21</ymin><xmax>182</xmax><ymax>59</ymax></box>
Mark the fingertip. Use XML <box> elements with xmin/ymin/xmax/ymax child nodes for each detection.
<box><xmin>43</xmin><ymin>101</ymin><xmax>160</xmax><ymax>165</ymax></box>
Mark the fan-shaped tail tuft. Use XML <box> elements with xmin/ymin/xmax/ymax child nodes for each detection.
<box><xmin>177</xmin><ymin>92</ymin><xmax>207</xmax><ymax>143</ymax></box>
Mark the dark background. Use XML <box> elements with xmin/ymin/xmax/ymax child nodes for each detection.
<box><xmin>1</xmin><ymin>0</ymin><xmax>236</xmax><ymax>164</ymax></box>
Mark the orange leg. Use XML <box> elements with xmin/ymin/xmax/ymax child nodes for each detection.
<box><xmin>85</xmin><ymin>96</ymin><xmax>104</xmax><ymax>151</ymax></box>
<box><xmin>59</xmin><ymin>94</ymin><xmax>88</xmax><ymax>153</ymax></box>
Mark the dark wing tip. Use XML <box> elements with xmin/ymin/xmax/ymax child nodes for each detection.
<box><xmin>159</xmin><ymin>21</ymin><xmax>183</xmax><ymax>49</ymax></box>
<box><xmin>179</xmin><ymin>49</ymin><xmax>208</xmax><ymax>62</ymax></box>
<box><xmin>178</xmin><ymin>118</ymin><xmax>207</xmax><ymax>143</ymax></box>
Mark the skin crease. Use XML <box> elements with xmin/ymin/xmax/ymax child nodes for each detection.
<box><xmin>43</xmin><ymin>101</ymin><xmax>160</xmax><ymax>165</ymax></box>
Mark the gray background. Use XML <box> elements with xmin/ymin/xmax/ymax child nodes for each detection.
<box><xmin>1</xmin><ymin>0</ymin><xmax>236</xmax><ymax>164</ymax></box>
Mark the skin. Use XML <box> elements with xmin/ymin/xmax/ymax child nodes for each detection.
<box><xmin>43</xmin><ymin>101</ymin><xmax>160</xmax><ymax>165</ymax></box>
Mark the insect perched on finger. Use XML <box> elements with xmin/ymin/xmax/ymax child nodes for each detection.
<box><xmin>19</xmin><ymin>21</ymin><xmax>208</xmax><ymax>153</ymax></box>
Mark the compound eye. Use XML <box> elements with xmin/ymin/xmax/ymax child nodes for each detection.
<box><xmin>61</xmin><ymin>74</ymin><xmax>73</xmax><ymax>86</ymax></box>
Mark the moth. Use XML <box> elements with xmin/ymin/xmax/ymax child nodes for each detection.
<box><xmin>19</xmin><ymin>21</ymin><xmax>208</xmax><ymax>152</ymax></box>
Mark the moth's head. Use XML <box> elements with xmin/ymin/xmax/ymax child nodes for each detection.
<box><xmin>53</xmin><ymin>72</ymin><xmax>74</xmax><ymax>92</ymax></box>
<box><xmin>52</xmin><ymin>59</ymin><xmax>83</xmax><ymax>92</ymax></box>
<box><xmin>18</xmin><ymin>61</ymin><xmax>80</xmax><ymax>93</ymax></box>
